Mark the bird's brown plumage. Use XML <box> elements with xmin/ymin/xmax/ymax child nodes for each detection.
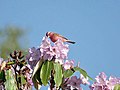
<box><xmin>46</xmin><ymin>32</ymin><xmax>75</xmax><ymax>44</ymax></box>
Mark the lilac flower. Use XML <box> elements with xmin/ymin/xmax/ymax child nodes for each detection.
<box><xmin>90</xmin><ymin>72</ymin><xmax>109</xmax><ymax>90</ymax></box>
<box><xmin>40</xmin><ymin>36</ymin><xmax>55</xmax><ymax>60</ymax></box>
<box><xmin>80</xmin><ymin>74</ymin><xmax>90</xmax><ymax>85</ymax></box>
<box><xmin>40</xmin><ymin>36</ymin><xmax>51</xmax><ymax>48</ymax></box>
<box><xmin>41</xmin><ymin>46</ymin><xmax>55</xmax><ymax>60</ymax></box>
<box><xmin>54</xmin><ymin>39</ymin><xmax>69</xmax><ymax>60</ymax></box>
<box><xmin>21</xmin><ymin>64</ymin><xmax>33</xmax><ymax>88</ymax></box>
<box><xmin>26</xmin><ymin>47</ymin><xmax>41</xmax><ymax>61</ymax></box>
<box><xmin>63</xmin><ymin>60</ymin><xmax>74</xmax><ymax>70</ymax></box>
<box><xmin>25</xmin><ymin>64</ymin><xmax>33</xmax><ymax>74</ymax></box>
<box><xmin>90</xmin><ymin>72</ymin><xmax>120</xmax><ymax>90</ymax></box>
<box><xmin>95</xmin><ymin>72</ymin><xmax>107</xmax><ymax>84</ymax></box>
<box><xmin>26</xmin><ymin>36</ymin><xmax>69</xmax><ymax>65</ymax></box>
<box><xmin>26</xmin><ymin>47</ymin><xmax>41</xmax><ymax>69</ymax></box>
<box><xmin>40</xmin><ymin>37</ymin><xmax>69</xmax><ymax>62</ymax></box>
<box><xmin>69</xmin><ymin>76</ymin><xmax>82</xmax><ymax>89</ymax></box>
<box><xmin>107</xmin><ymin>76</ymin><xmax>120</xmax><ymax>90</ymax></box>
<box><xmin>25</xmin><ymin>72</ymin><xmax>33</xmax><ymax>85</ymax></box>
<box><xmin>64</xmin><ymin>76</ymin><xmax>82</xmax><ymax>90</ymax></box>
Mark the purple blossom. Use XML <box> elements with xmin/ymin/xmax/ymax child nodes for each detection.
<box><xmin>26</xmin><ymin>36</ymin><xmax>69</xmax><ymax>67</ymax></box>
<box><xmin>40</xmin><ymin>36</ymin><xmax>55</xmax><ymax>60</ymax></box>
<box><xmin>95</xmin><ymin>72</ymin><xmax>107</xmax><ymax>84</ymax></box>
<box><xmin>90</xmin><ymin>72</ymin><xmax>120</xmax><ymax>90</ymax></box>
<box><xmin>26</xmin><ymin>47</ymin><xmax>41</xmax><ymax>69</ymax></box>
<box><xmin>63</xmin><ymin>60</ymin><xmax>74</xmax><ymax>70</ymax></box>
<box><xmin>69</xmin><ymin>76</ymin><xmax>82</xmax><ymax>89</ymax></box>
<box><xmin>107</xmin><ymin>76</ymin><xmax>120</xmax><ymax>89</ymax></box>
<box><xmin>40</xmin><ymin>37</ymin><xmax>69</xmax><ymax>62</ymax></box>
<box><xmin>21</xmin><ymin>64</ymin><xmax>33</xmax><ymax>87</ymax></box>
<box><xmin>64</xmin><ymin>76</ymin><xmax>83</xmax><ymax>90</ymax></box>
<box><xmin>80</xmin><ymin>74</ymin><xmax>90</xmax><ymax>85</ymax></box>
<box><xmin>25</xmin><ymin>72</ymin><xmax>33</xmax><ymax>85</ymax></box>
<box><xmin>53</xmin><ymin>39</ymin><xmax>69</xmax><ymax>60</ymax></box>
<box><xmin>40</xmin><ymin>36</ymin><xmax>51</xmax><ymax>48</ymax></box>
<box><xmin>27</xmin><ymin>47</ymin><xmax>41</xmax><ymax>61</ymax></box>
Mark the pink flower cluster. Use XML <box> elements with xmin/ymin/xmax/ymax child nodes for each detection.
<box><xmin>26</xmin><ymin>36</ymin><xmax>69</xmax><ymax>66</ymax></box>
<box><xmin>63</xmin><ymin>75</ymin><xmax>90</xmax><ymax>90</ymax></box>
<box><xmin>26</xmin><ymin>36</ymin><xmax>120</xmax><ymax>90</ymax></box>
<box><xmin>90</xmin><ymin>72</ymin><xmax>120</xmax><ymax>90</ymax></box>
<box><xmin>40</xmin><ymin>36</ymin><xmax>69</xmax><ymax>62</ymax></box>
<box><xmin>63</xmin><ymin>60</ymin><xmax>74</xmax><ymax>70</ymax></box>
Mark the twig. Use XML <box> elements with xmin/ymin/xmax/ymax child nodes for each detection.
<box><xmin>50</xmin><ymin>70</ymin><xmax>55</xmax><ymax>90</ymax></box>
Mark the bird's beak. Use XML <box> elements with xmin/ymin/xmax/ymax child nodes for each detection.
<box><xmin>46</xmin><ymin>32</ymin><xmax>49</xmax><ymax>37</ymax></box>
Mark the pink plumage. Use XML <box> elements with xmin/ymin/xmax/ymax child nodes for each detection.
<box><xmin>46</xmin><ymin>32</ymin><xmax>75</xmax><ymax>44</ymax></box>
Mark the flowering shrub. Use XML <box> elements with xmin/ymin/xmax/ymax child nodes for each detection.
<box><xmin>90</xmin><ymin>72</ymin><xmax>120</xmax><ymax>90</ymax></box>
<box><xmin>0</xmin><ymin>51</ymin><xmax>33</xmax><ymax>90</ymax></box>
<box><xmin>0</xmin><ymin>34</ymin><xmax>120</xmax><ymax>90</ymax></box>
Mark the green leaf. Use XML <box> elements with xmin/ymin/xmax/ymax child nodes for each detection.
<box><xmin>5</xmin><ymin>69</ymin><xmax>18</xmax><ymax>90</ymax></box>
<box><xmin>32</xmin><ymin>59</ymin><xmax>44</xmax><ymax>90</ymax></box>
<box><xmin>7</xmin><ymin>61</ymin><xmax>15</xmax><ymax>65</ymax></box>
<box><xmin>32</xmin><ymin>70</ymin><xmax>42</xmax><ymax>90</ymax></box>
<box><xmin>63</xmin><ymin>69</ymin><xmax>74</xmax><ymax>78</ymax></box>
<box><xmin>114</xmin><ymin>84</ymin><xmax>120</xmax><ymax>90</ymax></box>
<box><xmin>73</xmin><ymin>67</ymin><xmax>93</xmax><ymax>80</ymax></box>
<box><xmin>40</xmin><ymin>61</ymin><xmax>53</xmax><ymax>86</ymax></box>
<box><xmin>54</xmin><ymin>62</ymin><xmax>62</xmax><ymax>87</ymax></box>
<box><xmin>21</xmin><ymin>75</ymin><xmax>26</xmax><ymax>85</ymax></box>
<box><xmin>0</xmin><ymin>70</ymin><xmax>5</xmax><ymax>81</ymax></box>
<box><xmin>32</xmin><ymin>59</ymin><xmax>44</xmax><ymax>78</ymax></box>
<box><xmin>73</xmin><ymin>67</ymin><xmax>87</xmax><ymax>78</ymax></box>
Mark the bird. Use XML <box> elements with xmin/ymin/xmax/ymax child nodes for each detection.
<box><xmin>46</xmin><ymin>32</ymin><xmax>75</xmax><ymax>44</ymax></box>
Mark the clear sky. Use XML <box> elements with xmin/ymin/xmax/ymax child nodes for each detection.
<box><xmin>0</xmin><ymin>0</ymin><xmax>120</xmax><ymax>89</ymax></box>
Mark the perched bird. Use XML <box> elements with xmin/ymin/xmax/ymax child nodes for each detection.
<box><xmin>46</xmin><ymin>32</ymin><xmax>75</xmax><ymax>44</ymax></box>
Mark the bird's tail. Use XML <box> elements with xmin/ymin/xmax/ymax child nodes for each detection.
<box><xmin>66</xmin><ymin>40</ymin><xmax>75</xmax><ymax>44</ymax></box>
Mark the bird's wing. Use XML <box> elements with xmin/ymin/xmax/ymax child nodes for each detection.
<box><xmin>54</xmin><ymin>33</ymin><xmax>68</xmax><ymax>40</ymax></box>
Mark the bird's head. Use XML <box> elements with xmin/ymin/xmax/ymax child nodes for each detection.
<box><xmin>46</xmin><ymin>32</ymin><xmax>50</xmax><ymax>37</ymax></box>
<box><xmin>46</xmin><ymin>32</ymin><xmax>53</xmax><ymax>37</ymax></box>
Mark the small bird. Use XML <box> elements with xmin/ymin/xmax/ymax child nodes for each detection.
<box><xmin>46</xmin><ymin>32</ymin><xmax>75</xmax><ymax>44</ymax></box>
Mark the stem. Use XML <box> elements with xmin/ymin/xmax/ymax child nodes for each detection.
<box><xmin>18</xmin><ymin>71</ymin><xmax>22</xmax><ymax>89</ymax></box>
<box><xmin>12</xmin><ymin>62</ymin><xmax>19</xmax><ymax>90</ymax></box>
<box><xmin>50</xmin><ymin>70</ymin><xmax>55</xmax><ymax>90</ymax></box>
<box><xmin>14</xmin><ymin>66</ymin><xmax>19</xmax><ymax>89</ymax></box>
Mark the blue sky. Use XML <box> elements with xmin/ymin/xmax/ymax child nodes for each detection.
<box><xmin>0</xmin><ymin>0</ymin><xmax>120</xmax><ymax>89</ymax></box>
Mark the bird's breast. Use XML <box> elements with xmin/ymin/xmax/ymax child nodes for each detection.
<box><xmin>50</xmin><ymin>35</ymin><xmax>59</xmax><ymax>42</ymax></box>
